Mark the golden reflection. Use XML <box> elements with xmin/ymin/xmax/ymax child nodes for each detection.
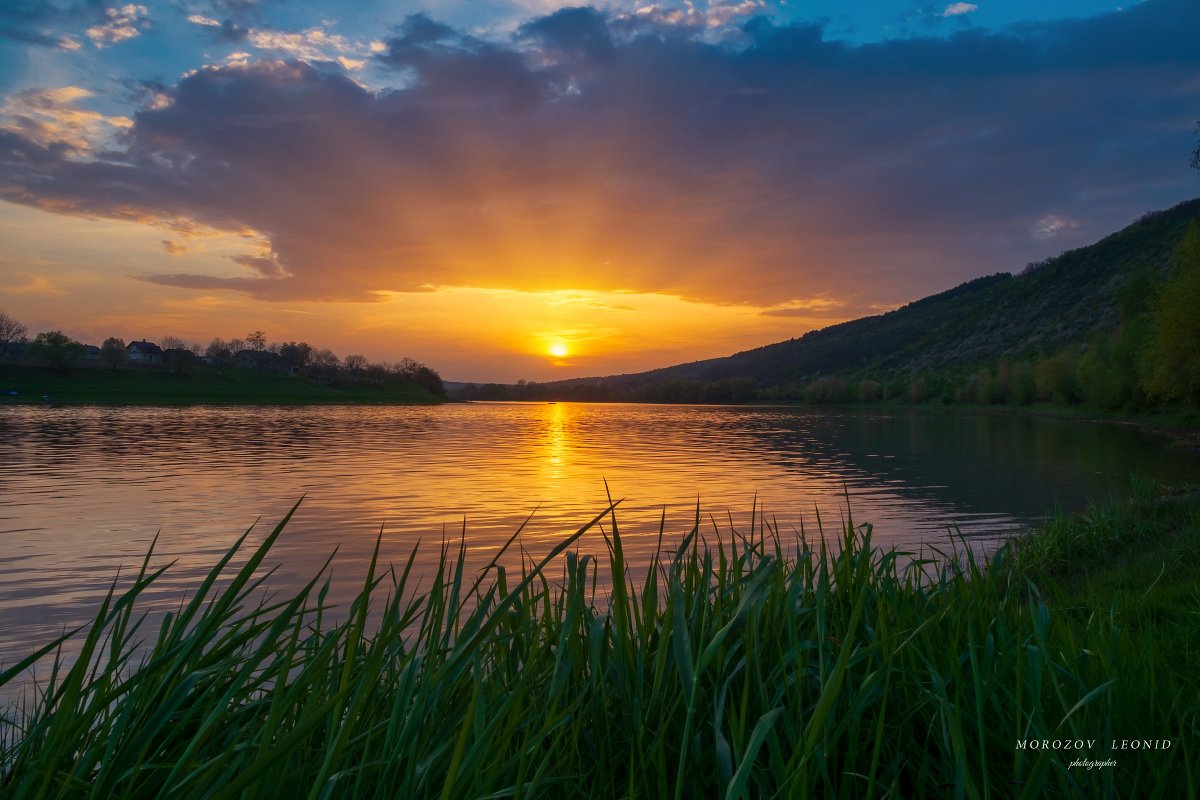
<box><xmin>542</xmin><ymin>401</ymin><xmax>569</xmax><ymax>477</ymax></box>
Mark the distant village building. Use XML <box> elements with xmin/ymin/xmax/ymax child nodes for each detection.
<box><xmin>126</xmin><ymin>340</ymin><xmax>163</xmax><ymax>364</ymax></box>
<box><xmin>82</xmin><ymin>344</ymin><xmax>102</xmax><ymax>361</ymax></box>
<box><xmin>162</xmin><ymin>347</ymin><xmax>198</xmax><ymax>372</ymax></box>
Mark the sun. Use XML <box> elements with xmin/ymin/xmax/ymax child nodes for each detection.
<box><xmin>548</xmin><ymin>342</ymin><xmax>569</xmax><ymax>358</ymax></box>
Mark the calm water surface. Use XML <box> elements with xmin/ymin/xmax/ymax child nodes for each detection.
<box><xmin>1</xmin><ymin>402</ymin><xmax>1197</xmax><ymax>668</ymax></box>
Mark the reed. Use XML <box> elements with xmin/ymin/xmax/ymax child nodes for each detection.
<box><xmin>2</xmin><ymin>492</ymin><xmax>1196</xmax><ymax>798</ymax></box>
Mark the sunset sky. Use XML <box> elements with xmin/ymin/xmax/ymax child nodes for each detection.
<box><xmin>1</xmin><ymin>0</ymin><xmax>1197</xmax><ymax>382</ymax></box>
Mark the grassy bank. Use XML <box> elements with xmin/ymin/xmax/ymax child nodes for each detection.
<box><xmin>1012</xmin><ymin>402</ymin><xmax>1200</xmax><ymax>450</ymax></box>
<box><xmin>2</xmin><ymin>490</ymin><xmax>1198</xmax><ymax>798</ymax></box>
<box><xmin>853</xmin><ymin>399</ymin><xmax>1200</xmax><ymax>451</ymax></box>
<box><xmin>0</xmin><ymin>364</ymin><xmax>445</xmax><ymax>406</ymax></box>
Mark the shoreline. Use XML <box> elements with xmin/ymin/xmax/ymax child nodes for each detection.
<box><xmin>5</xmin><ymin>365</ymin><xmax>1197</xmax><ymax>451</ymax></box>
<box><xmin>0</xmin><ymin>363</ymin><xmax>448</xmax><ymax>407</ymax></box>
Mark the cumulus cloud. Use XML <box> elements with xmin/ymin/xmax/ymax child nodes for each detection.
<box><xmin>1033</xmin><ymin>214</ymin><xmax>1082</xmax><ymax>239</ymax></box>
<box><xmin>620</xmin><ymin>0</ymin><xmax>766</xmax><ymax>33</ymax></box>
<box><xmin>943</xmin><ymin>3</ymin><xmax>979</xmax><ymax>17</ymax></box>
<box><xmin>1</xmin><ymin>86</ymin><xmax>132</xmax><ymax>151</ymax></box>
<box><xmin>246</xmin><ymin>26</ymin><xmax>356</xmax><ymax>60</ymax></box>
<box><xmin>85</xmin><ymin>4</ymin><xmax>150</xmax><ymax>48</ymax></box>
<box><xmin>0</xmin><ymin>1</ymin><xmax>1196</xmax><ymax>307</ymax></box>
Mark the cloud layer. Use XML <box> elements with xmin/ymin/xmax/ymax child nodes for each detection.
<box><xmin>1</xmin><ymin>0</ymin><xmax>1197</xmax><ymax>308</ymax></box>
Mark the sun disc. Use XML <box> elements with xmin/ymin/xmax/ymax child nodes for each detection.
<box><xmin>549</xmin><ymin>343</ymin><xmax>568</xmax><ymax>358</ymax></box>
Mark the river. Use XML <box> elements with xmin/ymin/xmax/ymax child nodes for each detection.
<box><xmin>1</xmin><ymin>402</ymin><xmax>1196</xmax><ymax>667</ymax></box>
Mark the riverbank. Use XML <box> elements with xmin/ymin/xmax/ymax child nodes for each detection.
<box><xmin>892</xmin><ymin>399</ymin><xmax>1200</xmax><ymax>452</ymax></box>
<box><xmin>1013</xmin><ymin>402</ymin><xmax>1200</xmax><ymax>452</ymax></box>
<box><xmin>0</xmin><ymin>364</ymin><xmax>446</xmax><ymax>405</ymax></box>
<box><xmin>2</xmin><ymin>488</ymin><xmax>1196</xmax><ymax>797</ymax></box>
<box><xmin>793</xmin><ymin>398</ymin><xmax>1200</xmax><ymax>452</ymax></box>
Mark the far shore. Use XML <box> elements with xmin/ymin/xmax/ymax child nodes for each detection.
<box><xmin>0</xmin><ymin>362</ymin><xmax>447</xmax><ymax>406</ymax></box>
<box><xmin>5</xmin><ymin>361</ymin><xmax>1198</xmax><ymax>455</ymax></box>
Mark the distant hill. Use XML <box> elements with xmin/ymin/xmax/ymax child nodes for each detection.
<box><xmin>476</xmin><ymin>198</ymin><xmax>1198</xmax><ymax>400</ymax></box>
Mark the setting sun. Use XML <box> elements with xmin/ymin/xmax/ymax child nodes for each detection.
<box><xmin>548</xmin><ymin>342</ymin><xmax>569</xmax><ymax>358</ymax></box>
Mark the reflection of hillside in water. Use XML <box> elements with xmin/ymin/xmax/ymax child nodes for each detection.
<box><xmin>728</xmin><ymin>407</ymin><xmax>1198</xmax><ymax>523</ymax></box>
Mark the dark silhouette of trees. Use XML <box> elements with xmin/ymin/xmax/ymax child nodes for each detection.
<box><xmin>100</xmin><ymin>337</ymin><xmax>126</xmax><ymax>370</ymax></box>
<box><xmin>0</xmin><ymin>310</ymin><xmax>27</xmax><ymax>357</ymax></box>
<box><xmin>29</xmin><ymin>331</ymin><xmax>85</xmax><ymax>373</ymax></box>
<box><xmin>278</xmin><ymin>341</ymin><xmax>313</xmax><ymax>373</ymax></box>
<box><xmin>163</xmin><ymin>348</ymin><xmax>198</xmax><ymax>373</ymax></box>
<box><xmin>343</xmin><ymin>354</ymin><xmax>367</xmax><ymax>377</ymax></box>
<box><xmin>205</xmin><ymin>338</ymin><xmax>235</xmax><ymax>373</ymax></box>
<box><xmin>1192</xmin><ymin>120</ymin><xmax>1199</xmax><ymax>171</ymax></box>
<box><xmin>410</xmin><ymin>364</ymin><xmax>445</xmax><ymax>396</ymax></box>
<box><xmin>14</xmin><ymin>318</ymin><xmax>445</xmax><ymax>398</ymax></box>
<box><xmin>308</xmin><ymin>349</ymin><xmax>340</xmax><ymax>382</ymax></box>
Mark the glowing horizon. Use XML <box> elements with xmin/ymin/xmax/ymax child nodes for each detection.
<box><xmin>1</xmin><ymin>1</ymin><xmax>1196</xmax><ymax>382</ymax></box>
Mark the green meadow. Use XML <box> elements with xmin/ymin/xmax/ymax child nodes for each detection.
<box><xmin>2</xmin><ymin>485</ymin><xmax>1197</xmax><ymax>798</ymax></box>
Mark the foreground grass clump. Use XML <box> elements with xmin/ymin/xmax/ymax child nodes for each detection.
<box><xmin>2</xmin><ymin>497</ymin><xmax>1198</xmax><ymax>798</ymax></box>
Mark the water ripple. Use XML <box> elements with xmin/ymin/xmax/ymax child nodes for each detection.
<box><xmin>0</xmin><ymin>402</ymin><xmax>1196</xmax><ymax>666</ymax></box>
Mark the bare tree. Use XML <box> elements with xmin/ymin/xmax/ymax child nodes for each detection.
<box><xmin>246</xmin><ymin>330</ymin><xmax>267</xmax><ymax>351</ymax></box>
<box><xmin>309</xmin><ymin>348</ymin><xmax>340</xmax><ymax>381</ymax></box>
<box><xmin>205</xmin><ymin>338</ymin><xmax>234</xmax><ymax>373</ymax></box>
<box><xmin>343</xmin><ymin>354</ymin><xmax>367</xmax><ymax>377</ymax></box>
<box><xmin>0</xmin><ymin>310</ymin><xmax>27</xmax><ymax>357</ymax></box>
<box><xmin>392</xmin><ymin>357</ymin><xmax>419</xmax><ymax>380</ymax></box>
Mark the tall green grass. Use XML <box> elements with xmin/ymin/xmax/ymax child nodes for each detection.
<box><xmin>2</xmin><ymin>494</ymin><xmax>1196</xmax><ymax>798</ymax></box>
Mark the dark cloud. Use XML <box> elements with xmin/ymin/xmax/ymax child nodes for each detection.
<box><xmin>1</xmin><ymin>1</ymin><xmax>1197</xmax><ymax>306</ymax></box>
<box><xmin>187</xmin><ymin>0</ymin><xmax>270</xmax><ymax>43</ymax></box>
<box><xmin>203</xmin><ymin>0</ymin><xmax>269</xmax><ymax>25</ymax></box>
<box><xmin>229</xmin><ymin>253</ymin><xmax>288</xmax><ymax>277</ymax></box>
<box><xmin>211</xmin><ymin>19</ymin><xmax>250</xmax><ymax>43</ymax></box>
<box><xmin>0</xmin><ymin>0</ymin><xmax>104</xmax><ymax>46</ymax></box>
<box><xmin>517</xmin><ymin>7</ymin><xmax>614</xmax><ymax>65</ymax></box>
<box><xmin>378</xmin><ymin>13</ymin><xmax>542</xmax><ymax>110</ymax></box>
<box><xmin>0</xmin><ymin>26</ymin><xmax>60</xmax><ymax>47</ymax></box>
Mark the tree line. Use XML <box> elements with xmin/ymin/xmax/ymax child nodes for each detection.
<box><xmin>0</xmin><ymin>320</ymin><xmax>445</xmax><ymax>397</ymax></box>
